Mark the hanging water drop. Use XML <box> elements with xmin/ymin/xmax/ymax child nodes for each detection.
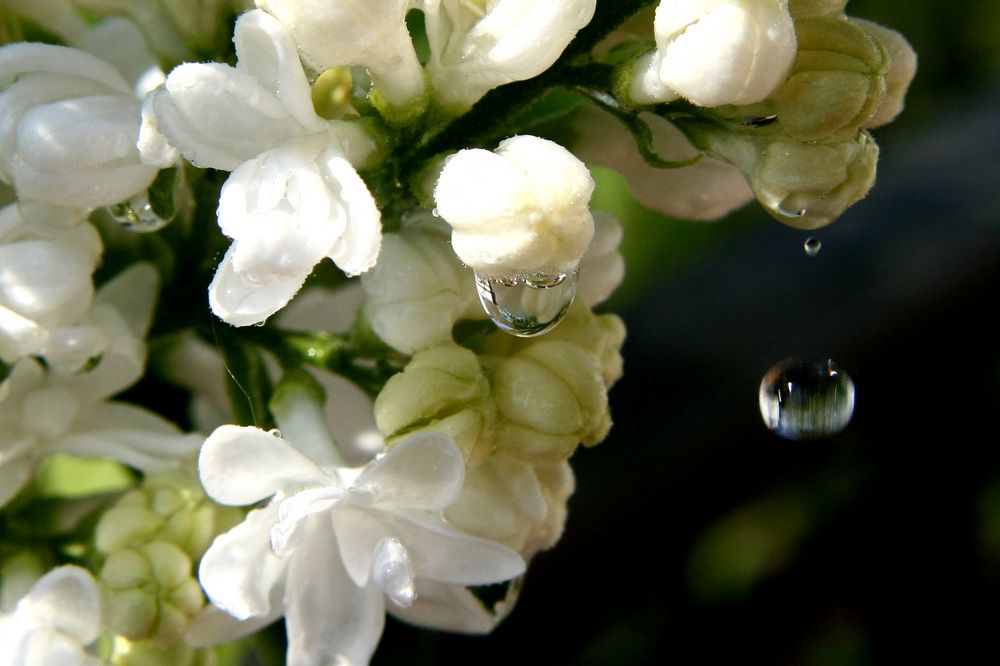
<box><xmin>803</xmin><ymin>237</ymin><xmax>822</xmax><ymax>256</ymax></box>
<box><xmin>106</xmin><ymin>192</ymin><xmax>169</xmax><ymax>232</ymax></box>
<box><xmin>475</xmin><ymin>270</ymin><xmax>578</xmax><ymax>337</ymax></box>
<box><xmin>759</xmin><ymin>358</ymin><xmax>855</xmax><ymax>440</ymax></box>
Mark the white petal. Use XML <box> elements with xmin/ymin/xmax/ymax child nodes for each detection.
<box><xmin>357</xmin><ymin>432</ymin><xmax>465</xmax><ymax>512</ymax></box>
<box><xmin>283</xmin><ymin>519</ymin><xmax>385</xmax><ymax>666</ymax></box>
<box><xmin>185</xmin><ymin>603</ymin><xmax>281</xmax><ymax>648</ymax></box>
<box><xmin>0</xmin><ymin>42</ymin><xmax>130</xmax><ymax>94</ymax></box>
<box><xmin>57</xmin><ymin>402</ymin><xmax>202</xmax><ymax>470</ymax></box>
<box><xmin>19</xmin><ymin>566</ymin><xmax>101</xmax><ymax>644</ymax></box>
<box><xmin>198</xmin><ymin>425</ymin><xmax>329</xmax><ymax>506</ymax></box>
<box><xmin>321</xmin><ymin>149</ymin><xmax>382</xmax><ymax>276</ymax></box>
<box><xmin>92</xmin><ymin>262</ymin><xmax>158</xmax><ymax>340</ymax></box>
<box><xmin>198</xmin><ymin>503</ymin><xmax>288</xmax><ymax>621</ymax></box>
<box><xmin>218</xmin><ymin>145</ymin><xmax>341</xmax><ymax>282</ymax></box>
<box><xmin>152</xmin><ymin>63</ymin><xmax>303</xmax><ymax>171</ymax></box>
<box><xmin>378</xmin><ymin>510</ymin><xmax>526</xmax><ymax>586</ymax></box>
<box><xmin>388</xmin><ymin>579</ymin><xmax>513</xmax><ymax>635</ymax></box>
<box><xmin>16</xmin><ymin>629</ymin><xmax>102</xmax><ymax>666</ymax></box>
<box><xmin>234</xmin><ymin>10</ymin><xmax>323</xmax><ymax>133</ymax></box>
<box><xmin>208</xmin><ymin>245</ymin><xmax>308</xmax><ymax>327</ymax></box>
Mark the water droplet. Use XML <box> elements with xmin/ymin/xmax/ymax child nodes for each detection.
<box><xmin>431</xmin><ymin>207</ymin><xmax>440</xmax><ymax>217</ymax></box>
<box><xmin>777</xmin><ymin>204</ymin><xmax>807</xmax><ymax>219</ymax></box>
<box><xmin>759</xmin><ymin>358</ymin><xmax>855</xmax><ymax>440</ymax></box>
<box><xmin>803</xmin><ymin>237</ymin><xmax>822</xmax><ymax>256</ymax></box>
<box><xmin>268</xmin><ymin>428</ymin><xmax>283</xmax><ymax>438</ymax></box>
<box><xmin>475</xmin><ymin>269</ymin><xmax>578</xmax><ymax>337</ymax></box>
<box><xmin>106</xmin><ymin>192</ymin><xmax>168</xmax><ymax>232</ymax></box>
<box><xmin>743</xmin><ymin>114</ymin><xmax>778</xmax><ymax>127</ymax></box>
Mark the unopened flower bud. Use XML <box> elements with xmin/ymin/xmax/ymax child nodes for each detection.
<box><xmin>101</xmin><ymin>542</ymin><xmax>204</xmax><ymax>643</ymax></box>
<box><xmin>361</xmin><ymin>214</ymin><xmax>481</xmax><ymax>354</ymax></box>
<box><xmin>630</xmin><ymin>0</ymin><xmax>797</xmax><ymax>107</ymax></box>
<box><xmin>682</xmin><ymin>119</ymin><xmax>879</xmax><ymax>229</ymax></box>
<box><xmin>490</xmin><ymin>340</ymin><xmax>610</xmax><ymax>464</ymax></box>
<box><xmin>374</xmin><ymin>345</ymin><xmax>495</xmax><ymax>464</ymax></box>
<box><xmin>771</xmin><ymin>17</ymin><xmax>890</xmax><ymax>141</ymax></box>
<box><xmin>788</xmin><ymin>0</ymin><xmax>847</xmax><ymax>18</ymax></box>
<box><xmin>434</xmin><ymin>136</ymin><xmax>595</xmax><ymax>280</ymax></box>
<box><xmin>851</xmin><ymin>19</ymin><xmax>917</xmax><ymax>128</ymax></box>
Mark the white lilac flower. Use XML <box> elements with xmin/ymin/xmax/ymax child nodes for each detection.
<box><xmin>577</xmin><ymin>212</ymin><xmax>626</xmax><ymax>307</ymax></box>
<box><xmin>434</xmin><ymin>135</ymin><xmax>595</xmax><ymax>280</ymax></box>
<box><xmin>146</xmin><ymin>9</ymin><xmax>382</xmax><ymax>326</ymax></box>
<box><xmin>0</xmin><ymin>264</ymin><xmax>201</xmax><ymax>508</ymax></box>
<box><xmin>630</xmin><ymin>0</ymin><xmax>797</xmax><ymax>107</ymax></box>
<box><xmin>421</xmin><ymin>0</ymin><xmax>596</xmax><ymax>109</ymax></box>
<box><xmin>0</xmin><ymin>565</ymin><xmax>103</xmax><ymax>666</ymax></box>
<box><xmin>0</xmin><ymin>41</ymin><xmax>160</xmax><ymax>208</ymax></box>
<box><xmin>0</xmin><ymin>202</ymin><xmax>102</xmax><ymax>370</ymax></box>
<box><xmin>255</xmin><ymin>0</ymin><xmax>424</xmax><ymax>107</ymax></box>
<box><xmin>195</xmin><ymin>427</ymin><xmax>524</xmax><ymax>665</ymax></box>
<box><xmin>567</xmin><ymin>104</ymin><xmax>754</xmax><ymax>221</ymax></box>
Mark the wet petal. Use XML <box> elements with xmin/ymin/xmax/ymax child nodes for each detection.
<box><xmin>356</xmin><ymin>432</ymin><xmax>465</xmax><ymax>512</ymax></box>
<box><xmin>199</xmin><ymin>425</ymin><xmax>329</xmax><ymax>505</ymax></box>
<box><xmin>208</xmin><ymin>245</ymin><xmax>307</xmax><ymax>327</ymax></box>
<box><xmin>198</xmin><ymin>503</ymin><xmax>288</xmax><ymax>621</ymax></box>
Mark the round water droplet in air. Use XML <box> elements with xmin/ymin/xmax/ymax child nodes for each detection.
<box><xmin>106</xmin><ymin>192</ymin><xmax>169</xmax><ymax>232</ymax></box>
<box><xmin>759</xmin><ymin>358</ymin><xmax>855</xmax><ymax>440</ymax></box>
<box><xmin>475</xmin><ymin>270</ymin><xmax>578</xmax><ymax>337</ymax></box>
<box><xmin>804</xmin><ymin>237</ymin><xmax>822</xmax><ymax>256</ymax></box>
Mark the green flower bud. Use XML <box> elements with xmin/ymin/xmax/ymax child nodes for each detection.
<box><xmin>788</xmin><ymin>0</ymin><xmax>847</xmax><ymax>18</ymax></box>
<box><xmin>444</xmin><ymin>455</ymin><xmax>574</xmax><ymax>558</ymax></box>
<box><xmin>101</xmin><ymin>542</ymin><xmax>203</xmax><ymax>644</ymax></box>
<box><xmin>374</xmin><ymin>344</ymin><xmax>496</xmax><ymax>464</ymax></box>
<box><xmin>95</xmin><ymin>471</ymin><xmax>241</xmax><ymax>561</ymax></box>
<box><xmin>111</xmin><ymin>638</ymin><xmax>216</xmax><ymax>666</ymax></box>
<box><xmin>771</xmin><ymin>17</ymin><xmax>889</xmax><ymax>141</ymax></box>
<box><xmin>482</xmin><ymin>300</ymin><xmax>626</xmax><ymax>389</ymax></box>
<box><xmin>680</xmin><ymin>117</ymin><xmax>879</xmax><ymax>229</ymax></box>
<box><xmin>490</xmin><ymin>340</ymin><xmax>610</xmax><ymax>465</ymax></box>
<box><xmin>851</xmin><ymin>18</ymin><xmax>918</xmax><ymax>128</ymax></box>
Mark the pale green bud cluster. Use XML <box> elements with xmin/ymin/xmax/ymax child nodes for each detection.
<box><xmin>110</xmin><ymin>638</ymin><xmax>217</xmax><ymax>666</ymax></box>
<box><xmin>100</xmin><ymin>541</ymin><xmax>203</xmax><ymax>643</ymax></box>
<box><xmin>94</xmin><ymin>471</ymin><xmax>241</xmax><ymax>647</ymax></box>
<box><xmin>373</xmin><ymin>301</ymin><xmax>624</xmax><ymax>555</ymax></box>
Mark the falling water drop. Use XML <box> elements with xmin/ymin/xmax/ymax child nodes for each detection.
<box><xmin>803</xmin><ymin>237</ymin><xmax>822</xmax><ymax>256</ymax></box>
<box><xmin>106</xmin><ymin>192</ymin><xmax>169</xmax><ymax>232</ymax></box>
<box><xmin>475</xmin><ymin>270</ymin><xmax>578</xmax><ymax>337</ymax></box>
<box><xmin>759</xmin><ymin>358</ymin><xmax>855</xmax><ymax>440</ymax></box>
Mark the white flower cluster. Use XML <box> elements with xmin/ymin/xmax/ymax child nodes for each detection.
<box><xmin>0</xmin><ymin>0</ymin><xmax>915</xmax><ymax>664</ymax></box>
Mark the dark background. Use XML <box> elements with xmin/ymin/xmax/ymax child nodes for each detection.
<box><xmin>374</xmin><ymin>2</ymin><xmax>1000</xmax><ymax>663</ymax></box>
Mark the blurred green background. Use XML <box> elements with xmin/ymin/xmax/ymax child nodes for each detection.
<box><xmin>370</xmin><ymin>1</ymin><xmax>1000</xmax><ymax>664</ymax></box>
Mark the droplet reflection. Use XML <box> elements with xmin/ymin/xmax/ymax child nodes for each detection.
<box><xmin>475</xmin><ymin>270</ymin><xmax>578</xmax><ymax>337</ymax></box>
<box><xmin>759</xmin><ymin>359</ymin><xmax>855</xmax><ymax>440</ymax></box>
<box><xmin>804</xmin><ymin>237</ymin><xmax>822</xmax><ymax>256</ymax></box>
<box><xmin>106</xmin><ymin>192</ymin><xmax>169</xmax><ymax>232</ymax></box>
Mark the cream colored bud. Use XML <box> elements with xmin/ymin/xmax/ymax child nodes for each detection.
<box><xmin>772</xmin><ymin>17</ymin><xmax>890</xmax><ymax>141</ymax></box>
<box><xmin>434</xmin><ymin>136</ymin><xmax>595</xmax><ymax>280</ymax></box>
<box><xmin>632</xmin><ymin>0</ymin><xmax>797</xmax><ymax>107</ymax></box>
<box><xmin>491</xmin><ymin>340</ymin><xmax>610</xmax><ymax>465</ymax></box>
<box><xmin>755</xmin><ymin>131</ymin><xmax>879</xmax><ymax>229</ymax></box>
<box><xmin>374</xmin><ymin>344</ymin><xmax>495</xmax><ymax>464</ymax></box>
<box><xmin>851</xmin><ymin>19</ymin><xmax>917</xmax><ymax>128</ymax></box>
<box><xmin>788</xmin><ymin>0</ymin><xmax>847</xmax><ymax>18</ymax></box>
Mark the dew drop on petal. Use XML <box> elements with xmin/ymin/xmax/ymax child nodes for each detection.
<box><xmin>759</xmin><ymin>358</ymin><xmax>855</xmax><ymax>440</ymax></box>
<box><xmin>268</xmin><ymin>428</ymin><xmax>283</xmax><ymax>438</ymax></box>
<box><xmin>804</xmin><ymin>237</ymin><xmax>822</xmax><ymax>256</ymax></box>
<box><xmin>106</xmin><ymin>192</ymin><xmax>168</xmax><ymax>232</ymax></box>
<box><xmin>474</xmin><ymin>269</ymin><xmax>578</xmax><ymax>337</ymax></box>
